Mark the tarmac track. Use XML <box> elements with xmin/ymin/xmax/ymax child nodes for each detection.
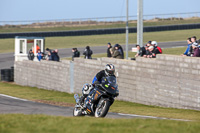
<box><xmin>0</xmin><ymin>41</ymin><xmax>187</xmax><ymax>69</ymax></box>
<box><xmin>0</xmin><ymin>94</ymin><xmax>190</xmax><ymax>121</ymax></box>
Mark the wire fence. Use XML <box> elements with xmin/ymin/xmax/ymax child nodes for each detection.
<box><xmin>0</xmin><ymin>12</ymin><xmax>200</xmax><ymax>28</ymax></box>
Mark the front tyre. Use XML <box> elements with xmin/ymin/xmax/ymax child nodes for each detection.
<box><xmin>95</xmin><ymin>99</ymin><xmax>111</xmax><ymax>117</ymax></box>
<box><xmin>73</xmin><ymin>107</ymin><xmax>83</xmax><ymax>116</ymax></box>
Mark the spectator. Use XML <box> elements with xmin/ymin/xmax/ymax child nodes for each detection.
<box><xmin>151</xmin><ymin>41</ymin><xmax>162</xmax><ymax>54</ymax></box>
<box><xmin>46</xmin><ymin>51</ymin><xmax>52</xmax><ymax>61</ymax></box>
<box><xmin>52</xmin><ymin>49</ymin><xmax>60</xmax><ymax>61</ymax></box>
<box><xmin>28</xmin><ymin>49</ymin><xmax>34</xmax><ymax>61</ymax></box>
<box><xmin>191</xmin><ymin>36</ymin><xmax>197</xmax><ymax>44</ymax></box>
<box><xmin>107</xmin><ymin>43</ymin><xmax>112</xmax><ymax>57</ymax></box>
<box><xmin>112</xmin><ymin>44</ymin><xmax>123</xmax><ymax>59</ymax></box>
<box><xmin>146</xmin><ymin>46</ymin><xmax>157</xmax><ymax>58</ymax></box>
<box><xmin>181</xmin><ymin>38</ymin><xmax>192</xmax><ymax>56</ymax></box>
<box><xmin>146</xmin><ymin>41</ymin><xmax>152</xmax><ymax>47</ymax></box>
<box><xmin>118</xmin><ymin>44</ymin><xmax>124</xmax><ymax>59</ymax></box>
<box><xmin>135</xmin><ymin>44</ymin><xmax>146</xmax><ymax>57</ymax></box>
<box><xmin>72</xmin><ymin>48</ymin><xmax>80</xmax><ymax>61</ymax></box>
<box><xmin>32</xmin><ymin>44</ymin><xmax>40</xmax><ymax>54</ymax></box>
<box><xmin>37</xmin><ymin>49</ymin><xmax>43</xmax><ymax>61</ymax></box>
<box><xmin>191</xmin><ymin>43</ymin><xmax>200</xmax><ymax>57</ymax></box>
<box><xmin>83</xmin><ymin>46</ymin><xmax>93</xmax><ymax>59</ymax></box>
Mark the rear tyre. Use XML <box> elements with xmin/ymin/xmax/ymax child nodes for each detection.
<box><xmin>95</xmin><ymin>99</ymin><xmax>110</xmax><ymax>118</ymax></box>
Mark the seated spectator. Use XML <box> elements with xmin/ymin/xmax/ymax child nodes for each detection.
<box><xmin>181</xmin><ymin>38</ymin><xmax>192</xmax><ymax>56</ymax></box>
<box><xmin>28</xmin><ymin>49</ymin><xmax>34</xmax><ymax>61</ymax></box>
<box><xmin>135</xmin><ymin>44</ymin><xmax>146</xmax><ymax>57</ymax></box>
<box><xmin>83</xmin><ymin>46</ymin><xmax>93</xmax><ymax>59</ymax></box>
<box><xmin>72</xmin><ymin>48</ymin><xmax>80</xmax><ymax>61</ymax></box>
<box><xmin>191</xmin><ymin>43</ymin><xmax>200</xmax><ymax>57</ymax></box>
<box><xmin>37</xmin><ymin>49</ymin><xmax>43</xmax><ymax>61</ymax></box>
<box><xmin>112</xmin><ymin>44</ymin><xmax>123</xmax><ymax>59</ymax></box>
<box><xmin>151</xmin><ymin>41</ymin><xmax>162</xmax><ymax>54</ymax></box>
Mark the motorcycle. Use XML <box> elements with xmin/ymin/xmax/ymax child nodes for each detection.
<box><xmin>73</xmin><ymin>76</ymin><xmax>119</xmax><ymax>117</ymax></box>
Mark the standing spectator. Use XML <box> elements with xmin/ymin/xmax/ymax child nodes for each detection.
<box><xmin>32</xmin><ymin>44</ymin><xmax>40</xmax><ymax>54</ymax></box>
<box><xmin>72</xmin><ymin>48</ymin><xmax>80</xmax><ymax>61</ymax></box>
<box><xmin>28</xmin><ymin>49</ymin><xmax>34</xmax><ymax>61</ymax></box>
<box><xmin>191</xmin><ymin>36</ymin><xmax>197</xmax><ymax>44</ymax></box>
<box><xmin>118</xmin><ymin>44</ymin><xmax>124</xmax><ymax>59</ymax></box>
<box><xmin>37</xmin><ymin>49</ymin><xmax>43</xmax><ymax>61</ymax></box>
<box><xmin>52</xmin><ymin>49</ymin><xmax>60</xmax><ymax>61</ymax></box>
<box><xmin>46</xmin><ymin>51</ymin><xmax>52</xmax><ymax>61</ymax></box>
<box><xmin>146</xmin><ymin>46</ymin><xmax>157</xmax><ymax>58</ymax></box>
<box><xmin>83</xmin><ymin>46</ymin><xmax>93</xmax><ymax>59</ymax></box>
<box><xmin>135</xmin><ymin>44</ymin><xmax>146</xmax><ymax>57</ymax></box>
<box><xmin>191</xmin><ymin>43</ymin><xmax>200</xmax><ymax>57</ymax></box>
<box><xmin>112</xmin><ymin>44</ymin><xmax>123</xmax><ymax>59</ymax></box>
<box><xmin>107</xmin><ymin>43</ymin><xmax>112</xmax><ymax>57</ymax></box>
<box><xmin>181</xmin><ymin>38</ymin><xmax>192</xmax><ymax>56</ymax></box>
<box><xmin>151</xmin><ymin>41</ymin><xmax>162</xmax><ymax>54</ymax></box>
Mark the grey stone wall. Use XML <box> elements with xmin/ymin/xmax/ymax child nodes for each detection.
<box><xmin>15</xmin><ymin>60</ymin><xmax>71</xmax><ymax>93</ymax></box>
<box><xmin>14</xmin><ymin>54</ymin><xmax>200</xmax><ymax>110</ymax></box>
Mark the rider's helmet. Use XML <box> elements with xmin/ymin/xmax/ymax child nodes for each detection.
<box><xmin>105</xmin><ymin>64</ymin><xmax>115</xmax><ymax>76</ymax></box>
<box><xmin>82</xmin><ymin>83</ymin><xmax>93</xmax><ymax>96</ymax></box>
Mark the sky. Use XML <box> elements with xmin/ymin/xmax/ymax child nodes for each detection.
<box><xmin>0</xmin><ymin>0</ymin><xmax>200</xmax><ymax>22</ymax></box>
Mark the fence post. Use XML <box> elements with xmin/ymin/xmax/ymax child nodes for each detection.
<box><xmin>70</xmin><ymin>61</ymin><xmax>74</xmax><ymax>93</ymax></box>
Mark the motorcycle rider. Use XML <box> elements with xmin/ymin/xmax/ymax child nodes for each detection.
<box><xmin>79</xmin><ymin>64</ymin><xmax>116</xmax><ymax>105</ymax></box>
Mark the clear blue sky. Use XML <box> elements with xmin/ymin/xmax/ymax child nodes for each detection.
<box><xmin>0</xmin><ymin>0</ymin><xmax>199</xmax><ymax>21</ymax></box>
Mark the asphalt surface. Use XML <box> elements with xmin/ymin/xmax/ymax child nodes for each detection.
<box><xmin>0</xmin><ymin>94</ymin><xmax>190</xmax><ymax>120</ymax></box>
<box><xmin>0</xmin><ymin>41</ymin><xmax>186</xmax><ymax>69</ymax></box>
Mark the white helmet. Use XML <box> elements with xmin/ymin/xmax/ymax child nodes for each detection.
<box><xmin>105</xmin><ymin>64</ymin><xmax>115</xmax><ymax>76</ymax></box>
<box><xmin>151</xmin><ymin>41</ymin><xmax>158</xmax><ymax>46</ymax></box>
<box><xmin>82</xmin><ymin>83</ymin><xmax>93</xmax><ymax>96</ymax></box>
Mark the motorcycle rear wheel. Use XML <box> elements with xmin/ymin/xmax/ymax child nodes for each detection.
<box><xmin>95</xmin><ymin>99</ymin><xmax>110</xmax><ymax>117</ymax></box>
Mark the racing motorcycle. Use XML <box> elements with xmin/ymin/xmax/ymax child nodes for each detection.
<box><xmin>73</xmin><ymin>76</ymin><xmax>119</xmax><ymax>117</ymax></box>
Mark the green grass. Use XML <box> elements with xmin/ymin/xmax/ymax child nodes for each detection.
<box><xmin>0</xmin><ymin>28</ymin><xmax>198</xmax><ymax>53</ymax></box>
<box><xmin>0</xmin><ymin>82</ymin><xmax>200</xmax><ymax>121</ymax></box>
<box><xmin>1</xmin><ymin>18</ymin><xmax>200</xmax><ymax>33</ymax></box>
<box><xmin>0</xmin><ymin>114</ymin><xmax>200</xmax><ymax>133</ymax></box>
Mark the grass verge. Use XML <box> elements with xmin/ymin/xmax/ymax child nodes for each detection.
<box><xmin>0</xmin><ymin>82</ymin><xmax>200</xmax><ymax>121</ymax></box>
<box><xmin>0</xmin><ymin>114</ymin><xmax>200</xmax><ymax>133</ymax></box>
<box><xmin>0</xmin><ymin>28</ymin><xmax>199</xmax><ymax>53</ymax></box>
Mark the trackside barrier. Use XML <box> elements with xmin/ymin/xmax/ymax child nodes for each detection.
<box><xmin>1</xmin><ymin>23</ymin><xmax>200</xmax><ymax>38</ymax></box>
<box><xmin>14</xmin><ymin>55</ymin><xmax>200</xmax><ymax>111</ymax></box>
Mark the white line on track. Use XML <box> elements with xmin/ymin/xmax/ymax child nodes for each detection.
<box><xmin>0</xmin><ymin>94</ymin><xmax>28</xmax><ymax>101</ymax></box>
<box><xmin>117</xmin><ymin>113</ymin><xmax>191</xmax><ymax>121</ymax></box>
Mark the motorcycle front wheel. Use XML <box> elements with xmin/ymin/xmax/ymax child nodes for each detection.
<box><xmin>95</xmin><ymin>99</ymin><xmax>110</xmax><ymax>117</ymax></box>
<box><xmin>73</xmin><ymin>107</ymin><xmax>84</xmax><ymax>116</ymax></box>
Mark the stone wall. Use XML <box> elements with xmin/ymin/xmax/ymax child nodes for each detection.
<box><xmin>14</xmin><ymin>54</ymin><xmax>200</xmax><ymax>110</ymax></box>
<box><xmin>15</xmin><ymin>60</ymin><xmax>71</xmax><ymax>93</ymax></box>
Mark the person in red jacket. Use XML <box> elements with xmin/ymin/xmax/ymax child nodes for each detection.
<box><xmin>151</xmin><ymin>41</ymin><xmax>162</xmax><ymax>54</ymax></box>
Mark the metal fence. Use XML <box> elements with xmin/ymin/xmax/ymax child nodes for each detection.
<box><xmin>0</xmin><ymin>12</ymin><xmax>199</xmax><ymax>28</ymax></box>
